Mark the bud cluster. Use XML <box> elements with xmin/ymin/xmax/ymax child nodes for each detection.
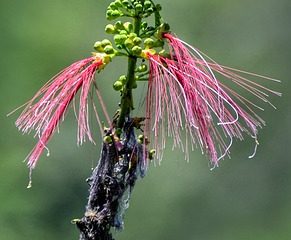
<box><xmin>106</xmin><ymin>0</ymin><xmax>160</xmax><ymax>20</ymax></box>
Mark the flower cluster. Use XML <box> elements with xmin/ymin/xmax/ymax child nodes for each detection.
<box><xmin>16</xmin><ymin>54</ymin><xmax>110</xmax><ymax>169</ymax></box>
<box><xmin>145</xmin><ymin>33</ymin><xmax>281</xmax><ymax>167</ymax></box>
<box><xmin>13</xmin><ymin>0</ymin><xmax>280</xmax><ymax>171</ymax></box>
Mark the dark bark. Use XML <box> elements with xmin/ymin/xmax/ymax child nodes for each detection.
<box><xmin>75</xmin><ymin>118</ymin><xmax>146</xmax><ymax>240</ymax></box>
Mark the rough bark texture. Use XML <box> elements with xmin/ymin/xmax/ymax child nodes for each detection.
<box><xmin>75</xmin><ymin>118</ymin><xmax>146</xmax><ymax>240</ymax></box>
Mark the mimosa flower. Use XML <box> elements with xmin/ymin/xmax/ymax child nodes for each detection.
<box><xmin>15</xmin><ymin>54</ymin><xmax>110</xmax><ymax>169</ymax></box>
<box><xmin>145</xmin><ymin>33</ymin><xmax>281</xmax><ymax>168</ymax></box>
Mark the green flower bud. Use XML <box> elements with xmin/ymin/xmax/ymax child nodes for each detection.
<box><xmin>132</xmin><ymin>46</ymin><xmax>142</xmax><ymax>55</ymax></box>
<box><xmin>119</xmin><ymin>30</ymin><xmax>128</xmax><ymax>35</ymax></box>
<box><xmin>149</xmin><ymin>149</ymin><xmax>156</xmax><ymax>160</ymax></box>
<box><xmin>105</xmin><ymin>24</ymin><xmax>116</xmax><ymax>34</ymax></box>
<box><xmin>144</xmin><ymin>38</ymin><xmax>154</xmax><ymax>48</ymax></box>
<box><xmin>141</xmin><ymin>22</ymin><xmax>148</xmax><ymax>29</ymax></box>
<box><xmin>103</xmin><ymin>136</ymin><xmax>113</xmax><ymax>144</ymax></box>
<box><xmin>119</xmin><ymin>75</ymin><xmax>127</xmax><ymax>83</ymax></box>
<box><xmin>137</xmin><ymin>134</ymin><xmax>144</xmax><ymax>143</ymax></box>
<box><xmin>146</xmin><ymin>7</ymin><xmax>154</xmax><ymax>13</ymax></box>
<box><xmin>137</xmin><ymin>64</ymin><xmax>148</xmax><ymax>72</ymax></box>
<box><xmin>123</xmin><ymin>22</ymin><xmax>133</xmax><ymax>32</ymax></box>
<box><xmin>135</xmin><ymin>4</ymin><xmax>143</xmax><ymax>12</ymax></box>
<box><xmin>124</xmin><ymin>38</ymin><xmax>134</xmax><ymax>49</ymax></box>
<box><xmin>114</xmin><ymin>0</ymin><xmax>123</xmax><ymax>7</ymax></box>
<box><xmin>128</xmin><ymin>33</ymin><xmax>137</xmax><ymax>39</ymax></box>
<box><xmin>156</xmin><ymin>4</ymin><xmax>162</xmax><ymax>11</ymax></box>
<box><xmin>114</xmin><ymin>34</ymin><xmax>127</xmax><ymax>45</ymax></box>
<box><xmin>121</xmin><ymin>0</ymin><xmax>130</xmax><ymax>6</ymax></box>
<box><xmin>114</xmin><ymin>21</ymin><xmax>124</xmax><ymax>30</ymax></box>
<box><xmin>109</xmin><ymin>2</ymin><xmax>118</xmax><ymax>10</ymax></box>
<box><xmin>104</xmin><ymin>45</ymin><xmax>115</xmax><ymax>54</ymax></box>
<box><xmin>133</xmin><ymin>37</ymin><xmax>142</xmax><ymax>45</ymax></box>
<box><xmin>106</xmin><ymin>10</ymin><xmax>121</xmax><ymax>20</ymax></box>
<box><xmin>101</xmin><ymin>39</ymin><xmax>112</xmax><ymax>47</ymax></box>
<box><xmin>144</xmin><ymin>1</ymin><xmax>151</xmax><ymax>9</ymax></box>
<box><xmin>93</xmin><ymin>41</ymin><xmax>104</xmax><ymax>52</ymax></box>
<box><xmin>113</xmin><ymin>80</ymin><xmax>123</xmax><ymax>91</ymax></box>
<box><xmin>115</xmin><ymin>128</ymin><xmax>122</xmax><ymax>136</ymax></box>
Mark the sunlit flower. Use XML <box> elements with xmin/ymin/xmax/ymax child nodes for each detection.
<box><xmin>145</xmin><ymin>33</ymin><xmax>281</xmax><ymax>168</ymax></box>
<box><xmin>15</xmin><ymin>54</ymin><xmax>110</xmax><ymax>169</ymax></box>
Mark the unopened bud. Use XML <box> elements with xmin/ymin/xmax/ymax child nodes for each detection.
<box><xmin>144</xmin><ymin>38</ymin><xmax>154</xmax><ymax>48</ymax></box>
<box><xmin>103</xmin><ymin>136</ymin><xmax>113</xmax><ymax>144</ymax></box>
<box><xmin>149</xmin><ymin>149</ymin><xmax>156</xmax><ymax>160</ymax></box>
<box><xmin>124</xmin><ymin>38</ymin><xmax>134</xmax><ymax>49</ymax></box>
<box><xmin>132</xmin><ymin>46</ymin><xmax>142</xmax><ymax>56</ymax></box>
<box><xmin>101</xmin><ymin>39</ymin><xmax>112</xmax><ymax>47</ymax></box>
<box><xmin>137</xmin><ymin>64</ymin><xmax>148</xmax><ymax>72</ymax></box>
<box><xmin>94</xmin><ymin>41</ymin><xmax>103</xmax><ymax>52</ymax></box>
<box><xmin>144</xmin><ymin>1</ymin><xmax>152</xmax><ymax>9</ymax></box>
<box><xmin>105</xmin><ymin>24</ymin><xmax>116</xmax><ymax>34</ymax></box>
<box><xmin>133</xmin><ymin>37</ymin><xmax>142</xmax><ymax>45</ymax></box>
<box><xmin>114</xmin><ymin>34</ymin><xmax>127</xmax><ymax>45</ymax></box>
<box><xmin>113</xmin><ymin>80</ymin><xmax>123</xmax><ymax>91</ymax></box>
<box><xmin>123</xmin><ymin>22</ymin><xmax>133</xmax><ymax>32</ymax></box>
<box><xmin>104</xmin><ymin>45</ymin><xmax>115</xmax><ymax>54</ymax></box>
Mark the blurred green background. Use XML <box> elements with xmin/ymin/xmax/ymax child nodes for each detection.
<box><xmin>1</xmin><ymin>0</ymin><xmax>290</xmax><ymax>239</ymax></box>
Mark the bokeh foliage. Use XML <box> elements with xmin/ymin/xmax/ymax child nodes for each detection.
<box><xmin>1</xmin><ymin>0</ymin><xmax>290</xmax><ymax>239</ymax></box>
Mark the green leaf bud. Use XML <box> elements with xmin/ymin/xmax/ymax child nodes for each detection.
<box><xmin>114</xmin><ymin>34</ymin><xmax>127</xmax><ymax>45</ymax></box>
<box><xmin>133</xmin><ymin>37</ymin><xmax>142</xmax><ymax>45</ymax></box>
<box><xmin>94</xmin><ymin>41</ymin><xmax>104</xmax><ymax>52</ymax></box>
<box><xmin>104</xmin><ymin>45</ymin><xmax>115</xmax><ymax>54</ymax></box>
<box><xmin>132</xmin><ymin>46</ymin><xmax>142</xmax><ymax>55</ymax></box>
<box><xmin>144</xmin><ymin>38</ymin><xmax>154</xmax><ymax>48</ymax></box>
<box><xmin>113</xmin><ymin>80</ymin><xmax>123</xmax><ymax>91</ymax></box>
<box><xmin>105</xmin><ymin>24</ymin><xmax>116</xmax><ymax>34</ymax></box>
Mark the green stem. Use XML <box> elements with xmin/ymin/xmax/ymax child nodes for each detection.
<box><xmin>117</xmin><ymin>16</ymin><xmax>141</xmax><ymax>129</ymax></box>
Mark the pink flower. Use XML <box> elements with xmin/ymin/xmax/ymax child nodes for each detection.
<box><xmin>145</xmin><ymin>33</ymin><xmax>281</xmax><ymax>168</ymax></box>
<box><xmin>16</xmin><ymin>54</ymin><xmax>110</xmax><ymax>169</ymax></box>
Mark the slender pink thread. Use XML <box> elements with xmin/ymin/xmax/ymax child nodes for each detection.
<box><xmin>145</xmin><ymin>33</ymin><xmax>280</xmax><ymax>167</ymax></box>
<box><xmin>16</xmin><ymin>57</ymin><xmax>106</xmax><ymax>169</ymax></box>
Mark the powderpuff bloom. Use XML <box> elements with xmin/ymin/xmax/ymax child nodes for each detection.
<box><xmin>14</xmin><ymin>53</ymin><xmax>110</xmax><ymax>169</ymax></box>
<box><xmin>145</xmin><ymin>33</ymin><xmax>281</xmax><ymax>168</ymax></box>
